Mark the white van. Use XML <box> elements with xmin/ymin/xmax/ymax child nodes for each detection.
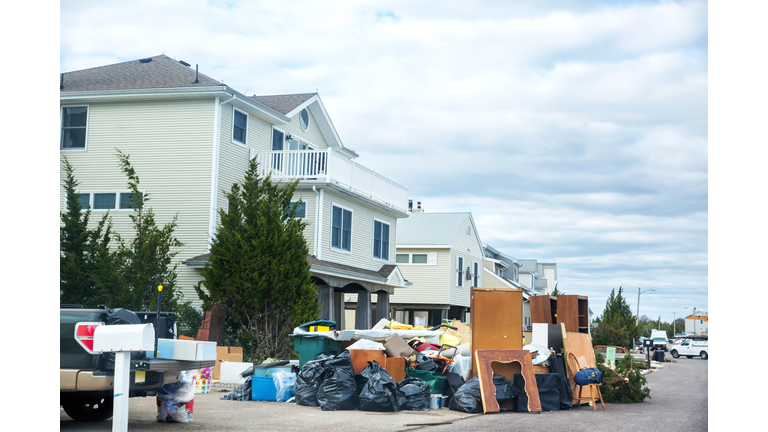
<box><xmin>670</xmin><ymin>339</ymin><xmax>708</xmax><ymax>359</ymax></box>
<box><xmin>650</xmin><ymin>330</ymin><xmax>668</xmax><ymax>351</ymax></box>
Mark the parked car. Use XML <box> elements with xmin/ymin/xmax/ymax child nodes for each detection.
<box><xmin>669</xmin><ymin>339</ymin><xmax>708</xmax><ymax>360</ymax></box>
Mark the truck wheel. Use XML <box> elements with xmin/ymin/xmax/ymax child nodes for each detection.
<box><xmin>670</xmin><ymin>350</ymin><xmax>679</xmax><ymax>358</ymax></box>
<box><xmin>700</xmin><ymin>351</ymin><xmax>708</xmax><ymax>360</ymax></box>
<box><xmin>61</xmin><ymin>396</ymin><xmax>114</xmax><ymax>421</ymax></box>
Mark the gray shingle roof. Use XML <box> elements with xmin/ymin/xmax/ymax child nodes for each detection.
<box><xmin>396</xmin><ymin>212</ymin><xmax>470</xmax><ymax>245</ymax></box>
<box><xmin>249</xmin><ymin>93</ymin><xmax>317</xmax><ymax>115</ymax></box>
<box><xmin>61</xmin><ymin>54</ymin><xmax>224</xmax><ymax>92</ymax></box>
<box><xmin>518</xmin><ymin>259</ymin><xmax>538</xmax><ymax>273</ymax></box>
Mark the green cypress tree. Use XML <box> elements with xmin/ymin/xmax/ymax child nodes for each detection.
<box><xmin>591</xmin><ymin>286</ymin><xmax>638</xmax><ymax>350</ymax></box>
<box><xmin>196</xmin><ymin>158</ymin><xmax>319</xmax><ymax>361</ymax></box>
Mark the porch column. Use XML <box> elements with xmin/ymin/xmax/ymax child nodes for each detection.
<box><xmin>407</xmin><ymin>310</ymin><xmax>415</xmax><ymax>326</ymax></box>
<box><xmin>459</xmin><ymin>307</ymin><xmax>467</xmax><ymax>323</ymax></box>
<box><xmin>375</xmin><ymin>292</ymin><xmax>390</xmax><ymax>324</ymax></box>
<box><xmin>355</xmin><ymin>289</ymin><xmax>372</xmax><ymax>330</ymax></box>
<box><xmin>318</xmin><ymin>285</ymin><xmax>334</xmax><ymax>321</ymax></box>
<box><xmin>441</xmin><ymin>309</ymin><xmax>448</xmax><ymax>323</ymax></box>
<box><xmin>334</xmin><ymin>291</ymin><xmax>345</xmax><ymax>329</ymax></box>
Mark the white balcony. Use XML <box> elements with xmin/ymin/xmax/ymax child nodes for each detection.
<box><xmin>250</xmin><ymin>148</ymin><xmax>408</xmax><ymax>213</ymax></box>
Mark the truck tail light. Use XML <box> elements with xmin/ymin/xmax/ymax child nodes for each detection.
<box><xmin>75</xmin><ymin>322</ymin><xmax>103</xmax><ymax>354</ymax></box>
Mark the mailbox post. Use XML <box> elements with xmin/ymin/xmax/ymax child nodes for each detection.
<box><xmin>93</xmin><ymin>324</ymin><xmax>155</xmax><ymax>432</ymax></box>
<box><xmin>643</xmin><ymin>338</ymin><xmax>653</xmax><ymax>369</ymax></box>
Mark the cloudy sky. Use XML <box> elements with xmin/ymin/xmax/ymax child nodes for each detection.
<box><xmin>59</xmin><ymin>0</ymin><xmax>709</xmax><ymax>323</ymax></box>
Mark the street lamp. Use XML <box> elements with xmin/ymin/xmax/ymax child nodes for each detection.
<box><xmin>635</xmin><ymin>287</ymin><xmax>655</xmax><ymax>348</ymax></box>
<box><xmin>685</xmin><ymin>306</ymin><xmax>698</xmax><ymax>336</ymax></box>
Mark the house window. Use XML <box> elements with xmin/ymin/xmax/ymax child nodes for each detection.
<box><xmin>93</xmin><ymin>193</ymin><xmax>116</xmax><ymax>210</ymax></box>
<box><xmin>119</xmin><ymin>192</ymin><xmax>142</xmax><ymax>210</ymax></box>
<box><xmin>233</xmin><ymin>109</ymin><xmax>247</xmax><ymax>144</ymax></box>
<box><xmin>457</xmin><ymin>256</ymin><xmax>464</xmax><ymax>287</ymax></box>
<box><xmin>331</xmin><ymin>205</ymin><xmax>351</xmax><ymax>251</ymax></box>
<box><xmin>66</xmin><ymin>193</ymin><xmax>91</xmax><ymax>210</ymax></box>
<box><xmin>396</xmin><ymin>254</ymin><xmax>409</xmax><ymax>264</ymax></box>
<box><xmin>61</xmin><ymin>106</ymin><xmax>88</xmax><ymax>149</ymax></box>
<box><xmin>412</xmin><ymin>254</ymin><xmax>428</xmax><ymax>264</ymax></box>
<box><xmin>300</xmin><ymin>108</ymin><xmax>310</xmax><ymax>131</ymax></box>
<box><xmin>397</xmin><ymin>252</ymin><xmax>435</xmax><ymax>265</ymax></box>
<box><xmin>285</xmin><ymin>201</ymin><xmax>306</xmax><ymax>219</ymax></box>
<box><xmin>473</xmin><ymin>262</ymin><xmax>479</xmax><ymax>287</ymax></box>
<box><xmin>373</xmin><ymin>220</ymin><xmax>390</xmax><ymax>260</ymax></box>
<box><xmin>271</xmin><ymin>128</ymin><xmax>285</xmax><ymax>170</ymax></box>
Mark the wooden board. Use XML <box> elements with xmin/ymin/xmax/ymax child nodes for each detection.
<box><xmin>561</xmin><ymin>323</ymin><xmax>596</xmax><ymax>405</ymax></box>
<box><xmin>469</xmin><ymin>287</ymin><xmax>523</xmax><ymax>378</ymax></box>
<box><xmin>385</xmin><ymin>357</ymin><xmax>406</xmax><ymax>383</ymax></box>
<box><xmin>349</xmin><ymin>349</ymin><xmax>386</xmax><ymax>375</ymax></box>
<box><xmin>474</xmin><ymin>349</ymin><xmax>541</xmax><ymax>413</ymax></box>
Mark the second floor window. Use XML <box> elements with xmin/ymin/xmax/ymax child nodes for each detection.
<box><xmin>473</xmin><ymin>262</ymin><xmax>479</xmax><ymax>287</ymax></box>
<box><xmin>457</xmin><ymin>256</ymin><xmax>464</xmax><ymax>287</ymax></box>
<box><xmin>61</xmin><ymin>106</ymin><xmax>88</xmax><ymax>149</ymax></box>
<box><xmin>331</xmin><ymin>205</ymin><xmax>351</xmax><ymax>251</ymax></box>
<box><xmin>233</xmin><ymin>109</ymin><xmax>247</xmax><ymax>144</ymax></box>
<box><xmin>373</xmin><ymin>220</ymin><xmax>390</xmax><ymax>260</ymax></box>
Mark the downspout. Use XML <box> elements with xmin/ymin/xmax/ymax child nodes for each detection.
<box><xmin>208</xmin><ymin>94</ymin><xmax>237</xmax><ymax>247</ymax></box>
<box><xmin>313</xmin><ymin>186</ymin><xmax>320</xmax><ymax>258</ymax></box>
<box><xmin>317</xmin><ymin>188</ymin><xmax>325</xmax><ymax>260</ymax></box>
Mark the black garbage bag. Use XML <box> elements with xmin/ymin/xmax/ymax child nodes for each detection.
<box><xmin>414</xmin><ymin>353</ymin><xmax>438</xmax><ymax>372</ymax></box>
<box><xmin>221</xmin><ymin>376</ymin><xmax>253</xmax><ymax>401</ymax></box>
<box><xmin>294</xmin><ymin>354</ymin><xmax>332</xmax><ymax>407</ymax></box>
<box><xmin>446</xmin><ymin>371</ymin><xmax>465</xmax><ymax>395</ymax></box>
<box><xmin>356</xmin><ymin>360</ymin><xmax>402</xmax><ymax>412</ymax></box>
<box><xmin>493</xmin><ymin>374</ymin><xmax>517</xmax><ymax>402</ymax></box>
<box><xmin>448</xmin><ymin>375</ymin><xmax>482</xmax><ymax>413</ymax></box>
<box><xmin>397</xmin><ymin>378</ymin><xmax>431</xmax><ymax>411</ymax></box>
<box><xmin>316</xmin><ymin>351</ymin><xmax>358</xmax><ymax>411</ymax></box>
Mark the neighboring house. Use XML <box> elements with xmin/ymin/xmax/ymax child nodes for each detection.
<box><xmin>482</xmin><ymin>243</ymin><xmax>534</xmax><ymax>329</ymax></box>
<box><xmin>390</xmin><ymin>210</ymin><xmax>485</xmax><ymax>325</ymax></box>
<box><xmin>539</xmin><ymin>262</ymin><xmax>558</xmax><ymax>295</ymax></box>
<box><xmin>518</xmin><ymin>259</ymin><xmax>549</xmax><ymax>294</ymax></box>
<box><xmin>684</xmin><ymin>313</ymin><xmax>708</xmax><ymax>336</ymax></box>
<box><xmin>59</xmin><ymin>54</ymin><xmax>410</xmax><ymax>329</ymax></box>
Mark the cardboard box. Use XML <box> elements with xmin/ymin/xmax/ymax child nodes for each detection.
<box><xmin>154</xmin><ymin>339</ymin><xmax>217</xmax><ymax>361</ymax></box>
<box><xmin>213</xmin><ymin>346</ymin><xmax>244</xmax><ymax>380</ymax></box>
<box><xmin>383</xmin><ymin>333</ymin><xmax>417</xmax><ymax>358</ymax></box>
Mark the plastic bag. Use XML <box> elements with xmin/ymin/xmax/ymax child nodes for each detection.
<box><xmin>294</xmin><ymin>354</ymin><xmax>332</xmax><ymax>407</ymax></box>
<box><xmin>397</xmin><ymin>378</ymin><xmax>431</xmax><ymax>411</ymax></box>
<box><xmin>316</xmin><ymin>351</ymin><xmax>358</xmax><ymax>411</ymax></box>
<box><xmin>450</xmin><ymin>355</ymin><xmax>471</xmax><ymax>381</ymax></box>
<box><xmin>448</xmin><ymin>375</ymin><xmax>482</xmax><ymax>413</ymax></box>
<box><xmin>347</xmin><ymin>339</ymin><xmax>385</xmax><ymax>350</ymax></box>
<box><xmin>492</xmin><ymin>374</ymin><xmax>516</xmax><ymax>402</ymax></box>
<box><xmin>272</xmin><ymin>370</ymin><xmax>297</xmax><ymax>402</ymax></box>
<box><xmin>220</xmin><ymin>376</ymin><xmax>252</xmax><ymax>401</ymax></box>
<box><xmin>156</xmin><ymin>399</ymin><xmax>193</xmax><ymax>423</ymax></box>
<box><xmin>523</xmin><ymin>344</ymin><xmax>553</xmax><ymax>366</ymax></box>
<box><xmin>157</xmin><ymin>371</ymin><xmax>195</xmax><ymax>403</ymax></box>
<box><xmin>356</xmin><ymin>361</ymin><xmax>402</xmax><ymax>412</ymax></box>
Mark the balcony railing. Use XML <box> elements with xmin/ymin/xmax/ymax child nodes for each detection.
<box><xmin>250</xmin><ymin>148</ymin><xmax>408</xmax><ymax>212</ymax></box>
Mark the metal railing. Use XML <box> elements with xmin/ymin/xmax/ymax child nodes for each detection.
<box><xmin>250</xmin><ymin>148</ymin><xmax>408</xmax><ymax>212</ymax></box>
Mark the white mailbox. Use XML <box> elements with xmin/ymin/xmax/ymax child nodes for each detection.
<box><xmin>93</xmin><ymin>323</ymin><xmax>155</xmax><ymax>353</ymax></box>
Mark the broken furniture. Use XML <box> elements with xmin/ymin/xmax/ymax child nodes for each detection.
<box><xmin>568</xmin><ymin>353</ymin><xmax>605</xmax><ymax>411</ymax></box>
<box><xmin>561</xmin><ymin>323</ymin><xmax>604</xmax><ymax>409</ymax></box>
<box><xmin>530</xmin><ymin>295</ymin><xmax>589</xmax><ymax>334</ymax></box>
<box><xmin>385</xmin><ymin>357</ymin><xmax>406</xmax><ymax>383</ymax></box>
<box><xmin>195</xmin><ymin>303</ymin><xmax>226</xmax><ymax>345</ymax></box>
<box><xmin>474</xmin><ymin>349</ymin><xmax>541</xmax><ymax>413</ymax></box>
<box><xmin>469</xmin><ymin>287</ymin><xmax>523</xmax><ymax>378</ymax></box>
<box><xmin>349</xmin><ymin>349</ymin><xmax>386</xmax><ymax>375</ymax></box>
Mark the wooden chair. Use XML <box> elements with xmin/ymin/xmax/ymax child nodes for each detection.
<box><xmin>568</xmin><ymin>353</ymin><xmax>605</xmax><ymax>411</ymax></box>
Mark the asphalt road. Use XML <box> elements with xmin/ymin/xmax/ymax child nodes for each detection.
<box><xmin>60</xmin><ymin>357</ymin><xmax>708</xmax><ymax>431</ymax></box>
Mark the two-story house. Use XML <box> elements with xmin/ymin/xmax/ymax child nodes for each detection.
<box><xmin>59</xmin><ymin>54</ymin><xmax>410</xmax><ymax>329</ymax></box>
<box><xmin>390</xmin><ymin>207</ymin><xmax>485</xmax><ymax>325</ymax></box>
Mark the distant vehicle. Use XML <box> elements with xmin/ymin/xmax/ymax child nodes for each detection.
<box><xmin>650</xmin><ymin>330</ymin><xmax>668</xmax><ymax>351</ymax></box>
<box><xmin>670</xmin><ymin>339</ymin><xmax>708</xmax><ymax>359</ymax></box>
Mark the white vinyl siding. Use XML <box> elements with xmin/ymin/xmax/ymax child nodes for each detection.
<box><xmin>59</xmin><ymin>98</ymin><xmax>216</xmax><ymax>304</ymax></box>
<box><xmin>448</xmin><ymin>217</ymin><xmax>484</xmax><ymax>307</ymax></box>
<box><xmin>281</xmin><ymin>106</ymin><xmax>328</xmax><ymax>150</ymax></box>
<box><xmin>319</xmin><ymin>189</ymin><xmax>397</xmax><ymax>272</ymax></box>
<box><xmin>390</xmin><ymin>248</ymin><xmax>450</xmax><ymax>304</ymax></box>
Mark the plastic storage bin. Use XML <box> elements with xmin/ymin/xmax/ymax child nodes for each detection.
<box><xmin>406</xmin><ymin>369</ymin><xmax>448</xmax><ymax>395</ymax></box>
<box><xmin>293</xmin><ymin>335</ymin><xmax>343</xmax><ymax>367</ymax></box>
<box><xmin>251</xmin><ymin>376</ymin><xmax>294</xmax><ymax>401</ymax></box>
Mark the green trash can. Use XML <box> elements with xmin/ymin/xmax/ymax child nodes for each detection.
<box><xmin>292</xmin><ymin>334</ymin><xmax>343</xmax><ymax>367</ymax></box>
<box><xmin>406</xmin><ymin>369</ymin><xmax>448</xmax><ymax>395</ymax></box>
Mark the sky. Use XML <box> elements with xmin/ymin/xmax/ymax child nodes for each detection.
<box><xmin>57</xmin><ymin>0</ymin><xmax>709</xmax><ymax>324</ymax></box>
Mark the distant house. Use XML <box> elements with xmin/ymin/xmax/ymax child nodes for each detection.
<box><xmin>387</xmin><ymin>208</ymin><xmax>485</xmax><ymax>325</ymax></box>
<box><xmin>519</xmin><ymin>259</ymin><xmax>549</xmax><ymax>294</ymax></box>
<box><xmin>482</xmin><ymin>243</ymin><xmax>534</xmax><ymax>329</ymax></box>
<box><xmin>59</xmin><ymin>54</ymin><xmax>411</xmax><ymax>329</ymax></box>
<box><xmin>684</xmin><ymin>313</ymin><xmax>708</xmax><ymax>336</ymax></box>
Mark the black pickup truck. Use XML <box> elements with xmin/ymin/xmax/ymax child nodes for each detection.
<box><xmin>60</xmin><ymin>305</ymin><xmax>213</xmax><ymax>421</ymax></box>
